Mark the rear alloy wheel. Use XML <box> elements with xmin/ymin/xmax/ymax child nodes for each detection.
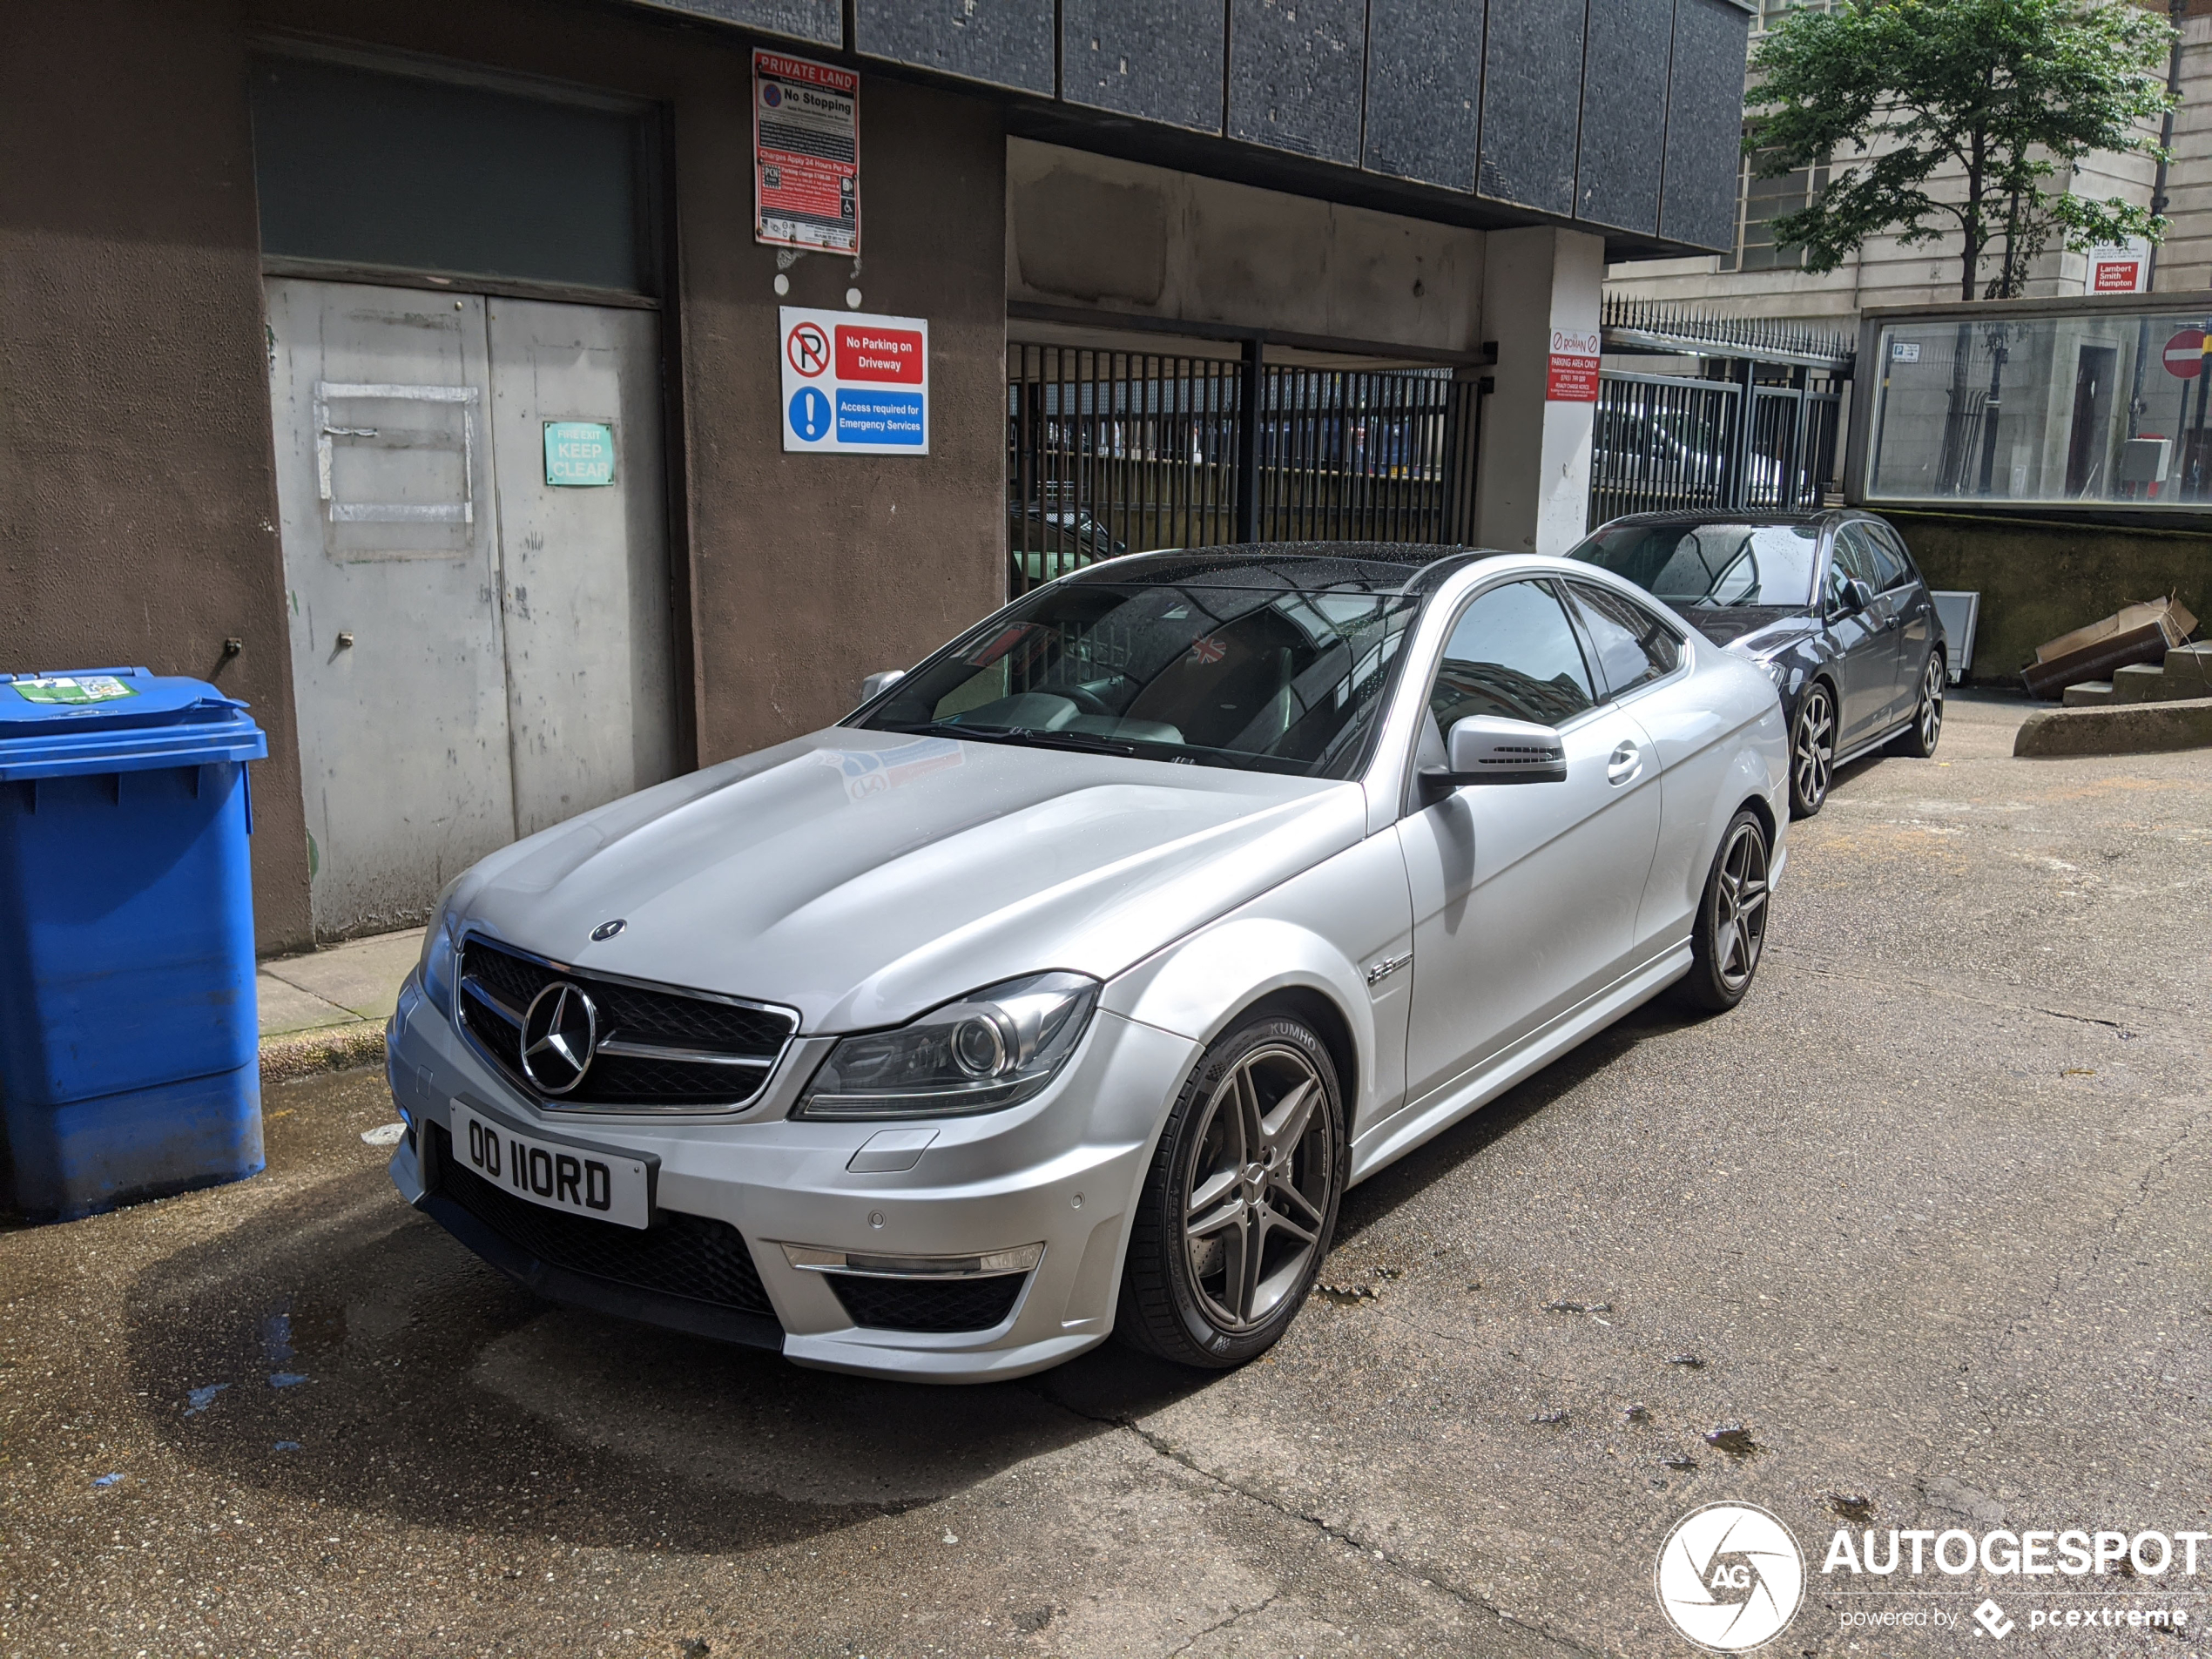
<box><xmin>1892</xmin><ymin>652</ymin><xmax>1945</xmax><ymax>759</ymax></box>
<box><xmin>1117</xmin><ymin>1016</ymin><xmax>1345</xmax><ymax>1369</ymax></box>
<box><xmin>1788</xmin><ymin>684</ymin><xmax>1835</xmax><ymax>817</ymax></box>
<box><xmin>1677</xmin><ymin>809</ymin><xmax>1771</xmax><ymax>1014</ymax></box>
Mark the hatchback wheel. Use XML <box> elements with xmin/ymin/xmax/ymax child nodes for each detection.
<box><xmin>1678</xmin><ymin>810</ymin><xmax>1771</xmax><ymax>1014</ymax></box>
<box><xmin>1789</xmin><ymin>684</ymin><xmax>1835</xmax><ymax>817</ymax></box>
<box><xmin>1892</xmin><ymin>651</ymin><xmax>1945</xmax><ymax>759</ymax></box>
<box><xmin>1118</xmin><ymin>1015</ymin><xmax>1345</xmax><ymax>1368</ymax></box>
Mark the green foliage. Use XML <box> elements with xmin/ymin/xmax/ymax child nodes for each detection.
<box><xmin>1746</xmin><ymin>0</ymin><xmax>2175</xmax><ymax>299</ymax></box>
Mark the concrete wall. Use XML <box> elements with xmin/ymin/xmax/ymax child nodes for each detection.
<box><xmin>2</xmin><ymin>0</ymin><xmax>1008</xmax><ymax>951</ymax></box>
<box><xmin>1886</xmin><ymin>509</ymin><xmax>2212</xmax><ymax>684</ymax></box>
<box><xmin>1005</xmin><ymin>139</ymin><xmax>1485</xmax><ymax>352</ymax></box>
<box><xmin>0</xmin><ymin>0</ymin><xmax>314</xmax><ymax>951</ymax></box>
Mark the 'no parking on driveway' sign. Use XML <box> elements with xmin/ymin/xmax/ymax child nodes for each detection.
<box><xmin>779</xmin><ymin>307</ymin><xmax>929</xmax><ymax>455</ymax></box>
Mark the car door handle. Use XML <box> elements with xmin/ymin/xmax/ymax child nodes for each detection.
<box><xmin>1607</xmin><ymin>742</ymin><xmax>1642</xmax><ymax>786</ymax></box>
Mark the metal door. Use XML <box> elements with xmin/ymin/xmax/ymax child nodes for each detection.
<box><xmin>266</xmin><ymin>279</ymin><xmax>675</xmax><ymax>936</ymax></box>
<box><xmin>1397</xmin><ymin>705</ymin><xmax>1661</xmax><ymax>1107</ymax></box>
<box><xmin>266</xmin><ymin>279</ymin><xmax>517</xmax><ymax>934</ymax></box>
<box><xmin>1826</xmin><ymin>523</ymin><xmax>1904</xmax><ymax>745</ymax></box>
<box><xmin>484</xmin><ymin>299</ymin><xmax>675</xmax><ymax>837</ymax></box>
<box><xmin>1393</xmin><ymin>580</ymin><xmax>1662</xmax><ymax>1109</ymax></box>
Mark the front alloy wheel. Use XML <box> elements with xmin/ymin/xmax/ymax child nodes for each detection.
<box><xmin>1892</xmin><ymin>652</ymin><xmax>1945</xmax><ymax>759</ymax></box>
<box><xmin>1678</xmin><ymin>810</ymin><xmax>1771</xmax><ymax>1014</ymax></box>
<box><xmin>1789</xmin><ymin>684</ymin><xmax>1835</xmax><ymax>817</ymax></box>
<box><xmin>1118</xmin><ymin>1016</ymin><xmax>1344</xmax><ymax>1368</ymax></box>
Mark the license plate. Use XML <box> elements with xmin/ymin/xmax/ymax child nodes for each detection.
<box><xmin>450</xmin><ymin>1103</ymin><xmax>651</xmax><ymax>1230</ymax></box>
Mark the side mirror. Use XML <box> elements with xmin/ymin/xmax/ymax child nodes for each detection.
<box><xmin>1835</xmin><ymin>577</ymin><xmax>1874</xmax><ymax>617</ymax></box>
<box><xmin>858</xmin><ymin>668</ymin><xmax>907</xmax><ymax>703</ymax></box>
<box><xmin>1419</xmin><ymin>715</ymin><xmax>1568</xmax><ymax>800</ymax></box>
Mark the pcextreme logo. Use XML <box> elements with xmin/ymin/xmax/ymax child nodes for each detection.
<box><xmin>1656</xmin><ymin>1502</ymin><xmax>1807</xmax><ymax>1651</ymax></box>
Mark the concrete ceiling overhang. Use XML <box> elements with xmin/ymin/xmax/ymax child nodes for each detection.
<box><xmin>623</xmin><ymin>0</ymin><xmax>1753</xmax><ymax>264</ymax></box>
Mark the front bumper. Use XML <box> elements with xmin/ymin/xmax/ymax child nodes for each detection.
<box><xmin>385</xmin><ymin>972</ymin><xmax>1198</xmax><ymax>1381</ymax></box>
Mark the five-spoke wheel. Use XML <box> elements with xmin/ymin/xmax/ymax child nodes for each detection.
<box><xmin>1119</xmin><ymin>1015</ymin><xmax>1345</xmax><ymax>1366</ymax></box>
<box><xmin>1679</xmin><ymin>809</ymin><xmax>1771</xmax><ymax>1014</ymax></box>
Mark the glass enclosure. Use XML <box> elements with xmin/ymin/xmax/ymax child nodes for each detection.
<box><xmin>1865</xmin><ymin>307</ymin><xmax>2212</xmax><ymax>509</ymax></box>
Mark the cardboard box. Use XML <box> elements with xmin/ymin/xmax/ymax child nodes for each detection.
<box><xmin>2023</xmin><ymin>597</ymin><xmax>2198</xmax><ymax>700</ymax></box>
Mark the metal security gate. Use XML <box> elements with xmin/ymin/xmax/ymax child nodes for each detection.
<box><xmin>1007</xmin><ymin>342</ymin><xmax>1479</xmax><ymax>594</ymax></box>
<box><xmin>1590</xmin><ymin>300</ymin><xmax>1851</xmax><ymax>528</ymax></box>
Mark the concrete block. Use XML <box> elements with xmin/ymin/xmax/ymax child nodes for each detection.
<box><xmin>2163</xmin><ymin>642</ymin><xmax>2212</xmax><ymax>701</ymax></box>
<box><xmin>2061</xmin><ymin>680</ymin><xmax>2114</xmax><ymax>708</ymax></box>
<box><xmin>2111</xmin><ymin>662</ymin><xmax>2168</xmax><ymax>703</ymax></box>
<box><xmin>2013</xmin><ymin>695</ymin><xmax>2212</xmax><ymax>759</ymax></box>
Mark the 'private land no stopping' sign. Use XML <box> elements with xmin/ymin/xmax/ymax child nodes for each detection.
<box><xmin>779</xmin><ymin>307</ymin><xmax>930</xmax><ymax>455</ymax></box>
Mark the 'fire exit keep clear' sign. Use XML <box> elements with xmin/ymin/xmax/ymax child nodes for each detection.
<box><xmin>543</xmin><ymin>421</ymin><xmax>616</xmax><ymax>486</ymax></box>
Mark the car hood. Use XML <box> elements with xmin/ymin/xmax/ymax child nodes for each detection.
<box><xmin>1680</xmin><ymin>605</ymin><xmax>1820</xmax><ymax>654</ymax></box>
<box><xmin>453</xmin><ymin>728</ymin><xmax>1365</xmax><ymax>1033</ymax></box>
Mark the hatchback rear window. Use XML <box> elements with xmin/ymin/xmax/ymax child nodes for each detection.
<box><xmin>1572</xmin><ymin>522</ymin><xmax>1822</xmax><ymax>608</ymax></box>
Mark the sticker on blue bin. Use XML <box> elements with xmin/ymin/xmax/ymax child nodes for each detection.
<box><xmin>10</xmin><ymin>676</ymin><xmax>138</xmax><ymax>705</ymax></box>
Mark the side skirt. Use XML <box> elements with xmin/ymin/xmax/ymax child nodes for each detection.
<box><xmin>1833</xmin><ymin>715</ymin><xmax>1916</xmax><ymax>771</ymax></box>
<box><xmin>1345</xmin><ymin>944</ymin><xmax>1693</xmax><ymax>1186</ymax></box>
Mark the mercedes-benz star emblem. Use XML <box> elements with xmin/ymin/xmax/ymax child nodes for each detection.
<box><xmin>590</xmin><ymin>918</ymin><xmax>626</xmax><ymax>942</ymax></box>
<box><xmin>519</xmin><ymin>981</ymin><xmax>599</xmax><ymax>1095</ymax></box>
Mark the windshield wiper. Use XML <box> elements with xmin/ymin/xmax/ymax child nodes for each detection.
<box><xmin>897</xmin><ymin>720</ymin><xmax>1136</xmax><ymax>757</ymax></box>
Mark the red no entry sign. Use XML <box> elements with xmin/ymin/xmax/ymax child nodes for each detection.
<box><xmin>2163</xmin><ymin>329</ymin><xmax>2206</xmax><ymax>380</ymax></box>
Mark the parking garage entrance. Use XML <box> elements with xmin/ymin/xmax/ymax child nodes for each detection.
<box><xmin>1006</xmin><ymin>338</ymin><xmax>1483</xmax><ymax>596</ymax></box>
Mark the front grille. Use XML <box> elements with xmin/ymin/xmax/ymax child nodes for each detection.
<box><xmin>456</xmin><ymin>936</ymin><xmax>795</xmax><ymax>1112</ymax></box>
<box><xmin>827</xmin><ymin>1271</ymin><xmax>1027</xmax><ymax>1333</ymax></box>
<box><xmin>432</xmin><ymin>1125</ymin><xmax>777</xmax><ymax>1320</ymax></box>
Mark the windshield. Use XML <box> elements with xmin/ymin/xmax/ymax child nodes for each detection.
<box><xmin>1571</xmin><ymin>522</ymin><xmax>1821</xmax><ymax>608</ymax></box>
<box><xmin>857</xmin><ymin>575</ymin><xmax>1421</xmax><ymax>778</ymax></box>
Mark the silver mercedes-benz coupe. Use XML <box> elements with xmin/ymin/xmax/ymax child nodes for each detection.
<box><xmin>385</xmin><ymin>544</ymin><xmax>1788</xmax><ymax>1381</ymax></box>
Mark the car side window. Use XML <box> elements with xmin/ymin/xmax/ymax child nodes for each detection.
<box><xmin>1564</xmin><ymin>581</ymin><xmax>1681</xmax><ymax>698</ymax></box>
<box><xmin>1828</xmin><ymin>524</ymin><xmax>1878</xmax><ymax>610</ymax></box>
<box><xmin>1868</xmin><ymin>523</ymin><xmax>1917</xmax><ymax>589</ymax></box>
<box><xmin>1427</xmin><ymin>581</ymin><xmax>1596</xmax><ymax>731</ymax></box>
<box><xmin>1855</xmin><ymin>522</ymin><xmax>1908</xmax><ymax>590</ymax></box>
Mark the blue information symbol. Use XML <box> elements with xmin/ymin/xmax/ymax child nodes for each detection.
<box><xmin>789</xmin><ymin>386</ymin><xmax>832</xmax><ymax>442</ymax></box>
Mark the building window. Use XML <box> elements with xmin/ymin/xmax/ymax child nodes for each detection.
<box><xmin>1723</xmin><ymin>147</ymin><xmax>1826</xmax><ymax>273</ymax></box>
<box><xmin>1754</xmin><ymin>0</ymin><xmax>1831</xmax><ymax>33</ymax></box>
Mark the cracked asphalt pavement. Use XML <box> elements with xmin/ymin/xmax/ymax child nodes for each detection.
<box><xmin>4</xmin><ymin>691</ymin><xmax>2209</xmax><ymax>1657</ymax></box>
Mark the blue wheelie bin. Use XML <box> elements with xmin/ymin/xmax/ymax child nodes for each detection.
<box><xmin>0</xmin><ymin>667</ymin><xmax>268</xmax><ymax>1220</ymax></box>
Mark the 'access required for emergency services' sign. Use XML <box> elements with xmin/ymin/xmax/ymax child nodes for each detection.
<box><xmin>779</xmin><ymin>307</ymin><xmax>929</xmax><ymax>455</ymax></box>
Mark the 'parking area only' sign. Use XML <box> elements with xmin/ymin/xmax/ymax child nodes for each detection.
<box><xmin>779</xmin><ymin>307</ymin><xmax>929</xmax><ymax>455</ymax></box>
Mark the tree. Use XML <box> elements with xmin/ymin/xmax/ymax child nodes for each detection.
<box><xmin>1746</xmin><ymin>0</ymin><xmax>2175</xmax><ymax>303</ymax></box>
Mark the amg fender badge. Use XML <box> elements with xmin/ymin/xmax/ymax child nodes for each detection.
<box><xmin>1365</xmin><ymin>952</ymin><xmax>1412</xmax><ymax>986</ymax></box>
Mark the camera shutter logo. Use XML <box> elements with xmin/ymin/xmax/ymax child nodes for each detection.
<box><xmin>1655</xmin><ymin>1502</ymin><xmax>1804</xmax><ymax>1651</ymax></box>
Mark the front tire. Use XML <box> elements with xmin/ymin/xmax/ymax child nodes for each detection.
<box><xmin>1677</xmin><ymin>809</ymin><xmax>1771</xmax><ymax>1015</ymax></box>
<box><xmin>1892</xmin><ymin>651</ymin><xmax>1945</xmax><ymax>759</ymax></box>
<box><xmin>1117</xmin><ymin>1015</ymin><xmax>1345</xmax><ymax>1369</ymax></box>
<box><xmin>1788</xmin><ymin>683</ymin><xmax>1835</xmax><ymax>818</ymax></box>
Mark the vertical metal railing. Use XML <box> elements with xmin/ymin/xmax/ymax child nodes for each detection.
<box><xmin>1007</xmin><ymin>344</ymin><xmax>1481</xmax><ymax>595</ymax></box>
<box><xmin>1590</xmin><ymin>372</ymin><xmax>1844</xmax><ymax>525</ymax></box>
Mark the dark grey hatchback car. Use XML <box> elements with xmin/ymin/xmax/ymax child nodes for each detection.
<box><xmin>1569</xmin><ymin>510</ymin><xmax>1946</xmax><ymax>816</ymax></box>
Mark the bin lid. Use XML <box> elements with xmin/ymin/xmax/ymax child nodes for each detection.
<box><xmin>0</xmin><ymin>668</ymin><xmax>267</xmax><ymax>780</ymax></box>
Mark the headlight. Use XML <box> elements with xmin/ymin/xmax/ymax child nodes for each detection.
<box><xmin>417</xmin><ymin>880</ymin><xmax>463</xmax><ymax>1016</ymax></box>
<box><xmin>795</xmin><ymin>972</ymin><xmax>1100</xmax><ymax>1120</ymax></box>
